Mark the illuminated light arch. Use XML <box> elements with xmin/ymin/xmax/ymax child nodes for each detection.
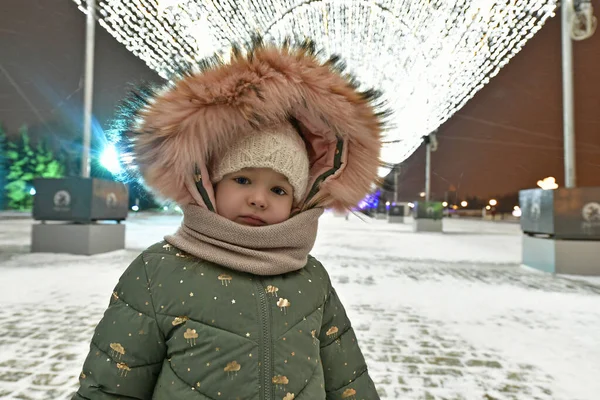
<box><xmin>72</xmin><ymin>0</ymin><xmax>558</xmax><ymax>176</ymax></box>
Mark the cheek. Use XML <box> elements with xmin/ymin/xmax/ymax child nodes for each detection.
<box><xmin>272</xmin><ymin>198</ymin><xmax>293</xmax><ymax>221</ymax></box>
<box><xmin>215</xmin><ymin>185</ymin><xmax>239</xmax><ymax>217</ymax></box>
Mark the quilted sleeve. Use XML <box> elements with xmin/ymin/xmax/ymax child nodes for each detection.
<box><xmin>72</xmin><ymin>253</ymin><xmax>166</xmax><ymax>400</ymax></box>
<box><xmin>319</xmin><ymin>287</ymin><xmax>380</xmax><ymax>400</ymax></box>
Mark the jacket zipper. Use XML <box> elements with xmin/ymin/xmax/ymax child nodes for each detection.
<box><xmin>255</xmin><ymin>280</ymin><xmax>273</xmax><ymax>400</ymax></box>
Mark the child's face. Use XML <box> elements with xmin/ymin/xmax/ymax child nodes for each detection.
<box><xmin>214</xmin><ymin>168</ymin><xmax>295</xmax><ymax>226</ymax></box>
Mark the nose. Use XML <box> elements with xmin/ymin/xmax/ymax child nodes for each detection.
<box><xmin>249</xmin><ymin>191</ymin><xmax>267</xmax><ymax>209</ymax></box>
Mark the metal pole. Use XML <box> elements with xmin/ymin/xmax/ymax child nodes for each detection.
<box><xmin>394</xmin><ymin>168</ymin><xmax>399</xmax><ymax>203</ymax></box>
<box><xmin>561</xmin><ymin>0</ymin><xmax>576</xmax><ymax>188</ymax></box>
<box><xmin>81</xmin><ymin>0</ymin><xmax>96</xmax><ymax>178</ymax></box>
<box><xmin>425</xmin><ymin>140</ymin><xmax>431</xmax><ymax>202</ymax></box>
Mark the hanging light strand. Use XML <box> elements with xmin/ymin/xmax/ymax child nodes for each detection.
<box><xmin>72</xmin><ymin>0</ymin><xmax>558</xmax><ymax>176</ymax></box>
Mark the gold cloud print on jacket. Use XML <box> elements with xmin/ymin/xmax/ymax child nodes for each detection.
<box><xmin>224</xmin><ymin>361</ymin><xmax>241</xmax><ymax>378</ymax></box>
<box><xmin>172</xmin><ymin>316</ymin><xmax>189</xmax><ymax>326</ymax></box>
<box><xmin>341</xmin><ymin>388</ymin><xmax>357</xmax><ymax>399</ymax></box>
<box><xmin>277</xmin><ymin>298</ymin><xmax>291</xmax><ymax>314</ymax></box>
<box><xmin>116</xmin><ymin>362</ymin><xmax>131</xmax><ymax>377</ymax></box>
<box><xmin>265</xmin><ymin>285</ymin><xmax>279</xmax><ymax>297</ymax></box>
<box><xmin>272</xmin><ymin>375</ymin><xmax>289</xmax><ymax>390</ymax></box>
<box><xmin>311</xmin><ymin>329</ymin><xmax>319</xmax><ymax>345</ymax></box>
<box><xmin>326</xmin><ymin>326</ymin><xmax>339</xmax><ymax>337</ymax></box>
<box><xmin>184</xmin><ymin>328</ymin><xmax>198</xmax><ymax>346</ymax></box>
<box><xmin>218</xmin><ymin>274</ymin><xmax>232</xmax><ymax>286</ymax></box>
<box><xmin>109</xmin><ymin>343</ymin><xmax>125</xmax><ymax>360</ymax></box>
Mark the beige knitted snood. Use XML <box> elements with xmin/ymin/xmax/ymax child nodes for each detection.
<box><xmin>164</xmin><ymin>204</ymin><xmax>323</xmax><ymax>276</ymax></box>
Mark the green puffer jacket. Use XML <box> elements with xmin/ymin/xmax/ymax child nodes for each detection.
<box><xmin>74</xmin><ymin>241</ymin><xmax>378</xmax><ymax>400</ymax></box>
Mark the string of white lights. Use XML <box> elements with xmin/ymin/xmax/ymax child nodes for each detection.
<box><xmin>72</xmin><ymin>0</ymin><xmax>558</xmax><ymax>176</ymax></box>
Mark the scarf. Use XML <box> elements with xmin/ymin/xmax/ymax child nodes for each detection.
<box><xmin>164</xmin><ymin>204</ymin><xmax>323</xmax><ymax>276</ymax></box>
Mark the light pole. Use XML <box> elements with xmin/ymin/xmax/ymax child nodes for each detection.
<box><xmin>423</xmin><ymin>133</ymin><xmax>438</xmax><ymax>202</ymax></box>
<box><xmin>562</xmin><ymin>0</ymin><xmax>576</xmax><ymax>188</ymax></box>
<box><xmin>561</xmin><ymin>0</ymin><xmax>597</xmax><ymax>187</ymax></box>
<box><xmin>424</xmin><ymin>137</ymin><xmax>431</xmax><ymax>202</ymax></box>
<box><xmin>394</xmin><ymin>166</ymin><xmax>399</xmax><ymax>204</ymax></box>
<box><xmin>82</xmin><ymin>0</ymin><xmax>96</xmax><ymax>178</ymax></box>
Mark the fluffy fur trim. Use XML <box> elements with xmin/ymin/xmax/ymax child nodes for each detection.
<box><xmin>112</xmin><ymin>37</ymin><xmax>389</xmax><ymax>212</ymax></box>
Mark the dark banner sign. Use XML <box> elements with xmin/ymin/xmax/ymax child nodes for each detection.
<box><xmin>414</xmin><ymin>201</ymin><xmax>443</xmax><ymax>220</ymax></box>
<box><xmin>520</xmin><ymin>187</ymin><xmax>600</xmax><ymax>239</ymax></box>
<box><xmin>33</xmin><ymin>177</ymin><xmax>129</xmax><ymax>222</ymax></box>
<box><xmin>389</xmin><ymin>205</ymin><xmax>405</xmax><ymax>216</ymax></box>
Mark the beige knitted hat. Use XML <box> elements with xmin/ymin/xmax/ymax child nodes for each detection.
<box><xmin>211</xmin><ymin>124</ymin><xmax>310</xmax><ymax>203</ymax></box>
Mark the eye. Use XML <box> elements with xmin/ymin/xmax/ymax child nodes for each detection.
<box><xmin>272</xmin><ymin>187</ymin><xmax>287</xmax><ymax>196</ymax></box>
<box><xmin>234</xmin><ymin>177</ymin><xmax>250</xmax><ymax>185</ymax></box>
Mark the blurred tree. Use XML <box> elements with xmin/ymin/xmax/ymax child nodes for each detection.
<box><xmin>0</xmin><ymin>124</ymin><xmax>7</xmax><ymax>210</ymax></box>
<box><xmin>4</xmin><ymin>125</ymin><xmax>66</xmax><ymax>210</ymax></box>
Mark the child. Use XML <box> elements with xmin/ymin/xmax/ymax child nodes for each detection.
<box><xmin>74</xmin><ymin>39</ymin><xmax>385</xmax><ymax>400</ymax></box>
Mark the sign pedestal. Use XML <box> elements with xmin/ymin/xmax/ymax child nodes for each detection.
<box><xmin>413</xmin><ymin>218</ymin><xmax>442</xmax><ymax>232</ymax></box>
<box><xmin>32</xmin><ymin>223</ymin><xmax>125</xmax><ymax>255</ymax></box>
<box><xmin>31</xmin><ymin>177</ymin><xmax>129</xmax><ymax>255</ymax></box>
<box><xmin>375</xmin><ymin>203</ymin><xmax>387</xmax><ymax>220</ymax></box>
<box><xmin>522</xmin><ymin>235</ymin><xmax>600</xmax><ymax>275</ymax></box>
<box><xmin>388</xmin><ymin>204</ymin><xmax>405</xmax><ymax>224</ymax></box>
<box><xmin>520</xmin><ymin>187</ymin><xmax>600</xmax><ymax>275</ymax></box>
<box><xmin>389</xmin><ymin>215</ymin><xmax>404</xmax><ymax>223</ymax></box>
<box><xmin>412</xmin><ymin>201</ymin><xmax>443</xmax><ymax>232</ymax></box>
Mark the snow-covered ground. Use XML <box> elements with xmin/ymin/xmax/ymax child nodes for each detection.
<box><xmin>1</xmin><ymin>212</ymin><xmax>599</xmax><ymax>400</ymax></box>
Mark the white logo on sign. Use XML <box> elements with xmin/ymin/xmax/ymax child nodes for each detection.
<box><xmin>106</xmin><ymin>193</ymin><xmax>118</xmax><ymax>208</ymax></box>
<box><xmin>582</xmin><ymin>202</ymin><xmax>600</xmax><ymax>222</ymax></box>
<box><xmin>529</xmin><ymin>191</ymin><xmax>542</xmax><ymax>221</ymax></box>
<box><xmin>53</xmin><ymin>190</ymin><xmax>71</xmax><ymax>208</ymax></box>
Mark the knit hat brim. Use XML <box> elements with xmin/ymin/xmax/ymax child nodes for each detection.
<box><xmin>210</xmin><ymin>123</ymin><xmax>309</xmax><ymax>204</ymax></box>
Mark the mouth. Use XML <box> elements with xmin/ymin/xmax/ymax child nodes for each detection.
<box><xmin>238</xmin><ymin>215</ymin><xmax>267</xmax><ymax>226</ymax></box>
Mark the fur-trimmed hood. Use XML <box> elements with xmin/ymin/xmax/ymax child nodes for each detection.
<box><xmin>114</xmin><ymin>38</ymin><xmax>388</xmax><ymax>212</ymax></box>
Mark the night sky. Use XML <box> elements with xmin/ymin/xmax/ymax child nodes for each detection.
<box><xmin>394</xmin><ymin>12</ymin><xmax>600</xmax><ymax>201</ymax></box>
<box><xmin>2</xmin><ymin>0</ymin><xmax>600</xmax><ymax>199</ymax></box>
<box><xmin>0</xmin><ymin>0</ymin><xmax>162</xmax><ymax>142</ymax></box>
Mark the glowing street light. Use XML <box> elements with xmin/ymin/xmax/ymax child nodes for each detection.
<box><xmin>486</xmin><ymin>205</ymin><xmax>491</xmax><ymax>210</ymax></box>
<box><xmin>442</xmin><ymin>201</ymin><xmax>448</xmax><ymax>207</ymax></box>
<box><xmin>461</xmin><ymin>201</ymin><xmax>468</xmax><ymax>207</ymax></box>
<box><xmin>489</xmin><ymin>199</ymin><xmax>498</xmax><ymax>206</ymax></box>
<box><xmin>100</xmin><ymin>144</ymin><xmax>122</xmax><ymax>174</ymax></box>
<box><xmin>537</xmin><ymin>176</ymin><xmax>559</xmax><ymax>190</ymax></box>
<box><xmin>419</xmin><ymin>192</ymin><xmax>426</xmax><ymax>198</ymax></box>
<box><xmin>513</xmin><ymin>205</ymin><xmax>522</xmax><ymax>217</ymax></box>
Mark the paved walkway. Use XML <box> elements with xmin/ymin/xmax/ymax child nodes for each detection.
<box><xmin>329</xmin><ymin>257</ymin><xmax>599</xmax><ymax>400</ymax></box>
<box><xmin>1</xmin><ymin>215</ymin><xmax>599</xmax><ymax>399</ymax></box>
